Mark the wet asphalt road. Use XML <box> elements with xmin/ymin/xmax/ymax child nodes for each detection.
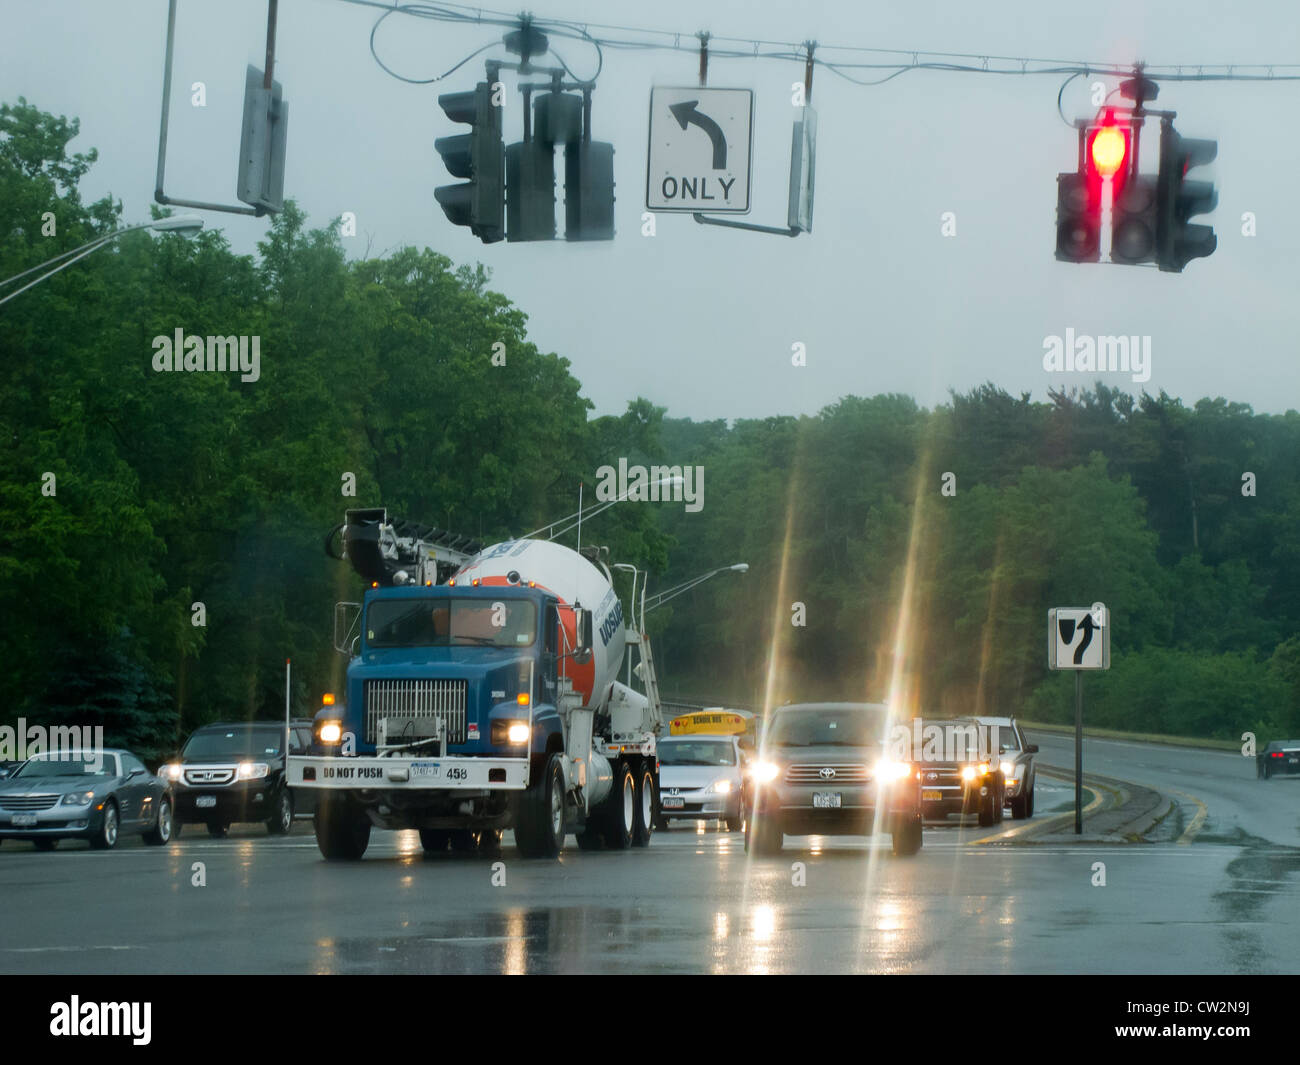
<box><xmin>2</xmin><ymin>737</ymin><xmax>1298</xmax><ymax>974</ymax></box>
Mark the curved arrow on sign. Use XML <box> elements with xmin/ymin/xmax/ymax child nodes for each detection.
<box><xmin>669</xmin><ymin>100</ymin><xmax>727</xmax><ymax>169</ymax></box>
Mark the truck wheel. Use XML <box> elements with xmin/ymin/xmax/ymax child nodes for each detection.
<box><xmin>994</xmin><ymin>781</ymin><xmax>1005</xmax><ymax>824</ymax></box>
<box><xmin>602</xmin><ymin>762</ymin><xmax>635</xmax><ymax>849</ymax></box>
<box><xmin>419</xmin><ymin>829</ymin><xmax>450</xmax><ymax>853</ymax></box>
<box><xmin>1009</xmin><ymin>791</ymin><xmax>1028</xmax><ymax>819</ymax></box>
<box><xmin>891</xmin><ymin>813</ymin><xmax>923</xmax><ymax>856</ymax></box>
<box><xmin>977</xmin><ymin>788</ymin><xmax>996</xmax><ymax>827</ymax></box>
<box><xmin>314</xmin><ymin>799</ymin><xmax>371</xmax><ymax>860</ymax></box>
<box><xmin>266</xmin><ymin>789</ymin><xmax>293</xmax><ymax>835</ymax></box>
<box><xmin>725</xmin><ymin>815</ymin><xmax>744</xmax><ymax>832</ymax></box>
<box><xmin>632</xmin><ymin>765</ymin><xmax>655</xmax><ymax>847</ymax></box>
<box><xmin>514</xmin><ymin>753</ymin><xmax>566</xmax><ymax>859</ymax></box>
<box><xmin>1026</xmin><ymin>782</ymin><xmax>1035</xmax><ymax>817</ymax></box>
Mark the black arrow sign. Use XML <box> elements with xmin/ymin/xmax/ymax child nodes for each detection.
<box><xmin>1068</xmin><ymin>613</ymin><xmax>1098</xmax><ymax>665</ymax></box>
<box><xmin>669</xmin><ymin>100</ymin><xmax>727</xmax><ymax>170</ymax></box>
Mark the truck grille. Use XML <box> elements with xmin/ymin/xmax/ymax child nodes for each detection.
<box><xmin>785</xmin><ymin>764</ymin><xmax>870</xmax><ymax>785</ymax></box>
<box><xmin>365</xmin><ymin>679</ymin><xmax>468</xmax><ymax>745</ymax></box>
<box><xmin>919</xmin><ymin>766</ymin><xmax>964</xmax><ymax>786</ymax></box>
<box><xmin>0</xmin><ymin>795</ymin><xmax>60</xmax><ymax>811</ymax></box>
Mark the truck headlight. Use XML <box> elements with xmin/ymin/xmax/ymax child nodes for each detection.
<box><xmin>961</xmin><ymin>765</ymin><xmax>977</xmax><ymax>781</ymax></box>
<box><xmin>751</xmin><ymin>762</ymin><xmax>780</xmax><ymax>784</ymax></box>
<box><xmin>1000</xmin><ymin>761</ymin><xmax>1015</xmax><ymax>777</ymax></box>
<box><xmin>61</xmin><ymin>790</ymin><xmax>95</xmax><ymax>806</ymax></box>
<box><xmin>874</xmin><ymin>758</ymin><xmax>912</xmax><ymax>780</ymax></box>
<box><xmin>317</xmin><ymin>721</ymin><xmax>343</xmax><ymax>745</ymax></box>
<box><xmin>237</xmin><ymin>762</ymin><xmax>269</xmax><ymax>780</ymax></box>
<box><xmin>491</xmin><ymin>720</ymin><xmax>531</xmax><ymax>745</ymax></box>
<box><xmin>709</xmin><ymin>779</ymin><xmax>733</xmax><ymax>794</ymax></box>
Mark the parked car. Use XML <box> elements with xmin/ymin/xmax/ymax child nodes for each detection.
<box><xmin>916</xmin><ymin>716</ymin><xmax>1006</xmax><ymax>826</ymax></box>
<box><xmin>655</xmin><ymin>734</ymin><xmax>749</xmax><ymax>831</ymax></box>
<box><xmin>744</xmin><ymin>702</ymin><xmax>923</xmax><ymax>857</ymax></box>
<box><xmin>0</xmin><ymin>749</ymin><xmax>173</xmax><ymax>850</ymax></box>
<box><xmin>974</xmin><ymin>716</ymin><xmax>1038</xmax><ymax>819</ymax></box>
<box><xmin>162</xmin><ymin>720</ymin><xmax>315</xmax><ymax>837</ymax></box>
<box><xmin>1257</xmin><ymin>739</ymin><xmax>1300</xmax><ymax>779</ymax></box>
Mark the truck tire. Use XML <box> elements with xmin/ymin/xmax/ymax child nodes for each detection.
<box><xmin>419</xmin><ymin>829</ymin><xmax>450</xmax><ymax>853</ymax></box>
<box><xmin>1026</xmin><ymin>780</ymin><xmax>1035</xmax><ymax>817</ymax></box>
<box><xmin>891</xmin><ymin>813</ymin><xmax>923</xmax><ymax>856</ymax></box>
<box><xmin>266</xmin><ymin>788</ymin><xmax>293</xmax><ymax>835</ymax></box>
<box><xmin>632</xmin><ymin>765</ymin><xmax>655</xmax><ymax>847</ymax></box>
<box><xmin>1009</xmin><ymin>790</ymin><xmax>1028</xmax><ymax>819</ymax></box>
<box><xmin>575</xmin><ymin>826</ymin><xmax>604</xmax><ymax>850</ymax></box>
<box><xmin>314</xmin><ymin>798</ymin><xmax>371</xmax><ymax>860</ymax></box>
<box><xmin>977</xmin><ymin>787</ymin><xmax>997</xmax><ymax>827</ymax></box>
<box><xmin>514</xmin><ymin>753</ymin><xmax>566</xmax><ymax>859</ymax></box>
<box><xmin>602</xmin><ymin>762</ymin><xmax>635</xmax><ymax>849</ymax></box>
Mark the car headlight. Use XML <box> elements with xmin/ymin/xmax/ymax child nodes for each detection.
<box><xmin>317</xmin><ymin>720</ymin><xmax>343</xmax><ymax>745</ymax></box>
<box><xmin>874</xmin><ymin>758</ymin><xmax>912</xmax><ymax>781</ymax></box>
<box><xmin>162</xmin><ymin>763</ymin><xmax>183</xmax><ymax>782</ymax></box>
<box><xmin>961</xmin><ymin>765</ymin><xmax>977</xmax><ymax>781</ymax></box>
<box><xmin>61</xmin><ymin>790</ymin><xmax>95</xmax><ymax>806</ymax></box>
<box><xmin>751</xmin><ymin>761</ymin><xmax>780</xmax><ymax>784</ymax></box>
<box><xmin>1000</xmin><ymin>761</ymin><xmax>1015</xmax><ymax>777</ymax></box>
<box><xmin>237</xmin><ymin>762</ymin><xmax>270</xmax><ymax>780</ymax></box>
<box><xmin>709</xmin><ymin>779</ymin><xmax>733</xmax><ymax>794</ymax></box>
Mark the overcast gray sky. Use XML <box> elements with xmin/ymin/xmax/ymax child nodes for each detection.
<box><xmin>4</xmin><ymin>0</ymin><xmax>1298</xmax><ymax>420</ymax></box>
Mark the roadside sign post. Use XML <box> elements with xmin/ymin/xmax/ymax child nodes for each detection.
<box><xmin>1048</xmin><ymin>604</ymin><xmax>1110</xmax><ymax>835</ymax></box>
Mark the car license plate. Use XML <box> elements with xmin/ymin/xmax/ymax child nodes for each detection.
<box><xmin>812</xmin><ymin>793</ymin><xmax>841</xmax><ymax>809</ymax></box>
<box><xmin>661</xmin><ymin>796</ymin><xmax>685</xmax><ymax>809</ymax></box>
<box><xmin>1289</xmin><ymin>757</ymin><xmax>1298</xmax><ymax>764</ymax></box>
<box><xmin>922</xmin><ymin>789</ymin><xmax>943</xmax><ymax>801</ymax></box>
<box><xmin>11</xmin><ymin>813</ymin><xmax>38</xmax><ymax>827</ymax></box>
<box><xmin>195</xmin><ymin>795</ymin><xmax>217</xmax><ymax>809</ymax></box>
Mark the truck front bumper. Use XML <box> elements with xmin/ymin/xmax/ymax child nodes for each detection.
<box><xmin>288</xmin><ymin>755</ymin><xmax>529</xmax><ymax>791</ymax></box>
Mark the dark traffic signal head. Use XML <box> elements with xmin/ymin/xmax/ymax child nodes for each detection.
<box><xmin>1056</xmin><ymin>172</ymin><xmax>1100</xmax><ymax>262</ymax></box>
<box><xmin>564</xmin><ymin>141</ymin><xmax>615</xmax><ymax>241</ymax></box>
<box><xmin>1156</xmin><ymin>125</ymin><xmax>1218</xmax><ymax>272</ymax></box>
<box><xmin>1111</xmin><ymin>175</ymin><xmax>1158</xmax><ymax>265</ymax></box>
<box><xmin>434</xmin><ymin>82</ymin><xmax>505</xmax><ymax>243</ymax></box>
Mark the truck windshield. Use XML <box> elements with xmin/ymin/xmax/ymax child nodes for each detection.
<box><xmin>766</xmin><ymin>709</ymin><xmax>887</xmax><ymax>747</ymax></box>
<box><xmin>366</xmin><ymin>597</ymin><xmax>537</xmax><ymax>649</ymax></box>
<box><xmin>184</xmin><ymin>728</ymin><xmax>284</xmax><ymax>758</ymax></box>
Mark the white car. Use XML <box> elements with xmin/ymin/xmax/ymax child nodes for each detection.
<box><xmin>655</xmin><ymin>735</ymin><xmax>748</xmax><ymax>831</ymax></box>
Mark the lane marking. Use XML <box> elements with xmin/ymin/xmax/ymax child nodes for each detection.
<box><xmin>1161</xmin><ymin>785</ymin><xmax>1209</xmax><ymax>845</ymax></box>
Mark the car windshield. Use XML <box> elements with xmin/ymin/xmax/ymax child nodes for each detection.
<box><xmin>659</xmin><ymin>740</ymin><xmax>736</xmax><ymax>766</ymax></box>
<box><xmin>366</xmin><ymin>597</ymin><xmax>537</xmax><ymax>649</ymax></box>
<box><xmin>15</xmin><ymin>753</ymin><xmax>118</xmax><ymax>778</ymax></box>
<box><xmin>766</xmin><ymin>708</ymin><xmax>888</xmax><ymax>747</ymax></box>
<box><xmin>184</xmin><ymin>727</ymin><xmax>283</xmax><ymax>759</ymax></box>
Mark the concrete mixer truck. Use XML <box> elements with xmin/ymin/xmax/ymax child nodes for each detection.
<box><xmin>287</xmin><ymin>509</ymin><xmax>664</xmax><ymax>861</ymax></box>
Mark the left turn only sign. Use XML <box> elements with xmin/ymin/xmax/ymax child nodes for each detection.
<box><xmin>646</xmin><ymin>87</ymin><xmax>753</xmax><ymax>213</ymax></box>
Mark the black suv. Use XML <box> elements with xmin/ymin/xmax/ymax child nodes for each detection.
<box><xmin>164</xmin><ymin>721</ymin><xmax>315</xmax><ymax>837</ymax></box>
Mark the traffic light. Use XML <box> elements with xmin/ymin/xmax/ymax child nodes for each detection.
<box><xmin>506</xmin><ymin>140</ymin><xmax>555</xmax><ymax>242</ymax></box>
<box><xmin>1156</xmin><ymin>124</ymin><xmax>1217</xmax><ymax>272</ymax></box>
<box><xmin>1111</xmin><ymin>176</ymin><xmax>1159</xmax><ymax>265</ymax></box>
<box><xmin>1056</xmin><ymin>172</ymin><xmax>1100</xmax><ymax>262</ymax></box>
<box><xmin>434</xmin><ymin>82</ymin><xmax>505</xmax><ymax>243</ymax></box>
<box><xmin>564</xmin><ymin>140</ymin><xmax>615</xmax><ymax>241</ymax></box>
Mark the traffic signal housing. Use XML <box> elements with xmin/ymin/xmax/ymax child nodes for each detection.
<box><xmin>434</xmin><ymin>82</ymin><xmax>505</xmax><ymax>243</ymax></box>
<box><xmin>1156</xmin><ymin>125</ymin><xmax>1217</xmax><ymax>272</ymax></box>
<box><xmin>1111</xmin><ymin>175</ymin><xmax>1159</xmax><ymax>265</ymax></box>
<box><xmin>1056</xmin><ymin>172</ymin><xmax>1100</xmax><ymax>262</ymax></box>
<box><xmin>564</xmin><ymin>140</ymin><xmax>615</xmax><ymax>241</ymax></box>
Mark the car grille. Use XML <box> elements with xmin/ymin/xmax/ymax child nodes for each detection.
<box><xmin>365</xmin><ymin>679</ymin><xmax>468</xmax><ymax>745</ymax></box>
<box><xmin>0</xmin><ymin>795</ymin><xmax>60</xmax><ymax>811</ymax></box>
<box><xmin>785</xmin><ymin>764</ymin><xmax>869</xmax><ymax>785</ymax></box>
<box><xmin>183</xmin><ymin>767</ymin><xmax>235</xmax><ymax>786</ymax></box>
<box><xmin>919</xmin><ymin>767</ymin><xmax>965</xmax><ymax>786</ymax></box>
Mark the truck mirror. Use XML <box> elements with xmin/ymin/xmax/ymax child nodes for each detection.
<box><xmin>334</xmin><ymin>601</ymin><xmax>361</xmax><ymax>656</ymax></box>
<box><xmin>574</xmin><ymin>607</ymin><xmax>594</xmax><ymax>663</ymax></box>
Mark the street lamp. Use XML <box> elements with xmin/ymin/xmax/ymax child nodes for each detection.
<box><xmin>643</xmin><ymin>563</ymin><xmax>748</xmax><ymax>616</ymax></box>
<box><xmin>0</xmin><ymin>214</ymin><xmax>205</xmax><ymax>308</ymax></box>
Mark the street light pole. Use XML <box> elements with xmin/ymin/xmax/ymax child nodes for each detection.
<box><xmin>0</xmin><ymin>215</ymin><xmax>204</xmax><ymax>308</ymax></box>
<box><xmin>643</xmin><ymin>563</ymin><xmax>749</xmax><ymax>614</ymax></box>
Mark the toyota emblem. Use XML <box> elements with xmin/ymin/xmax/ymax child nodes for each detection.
<box><xmin>926</xmin><ymin>772</ymin><xmax>938</xmax><ymax>781</ymax></box>
<box><xmin>819</xmin><ymin>767</ymin><xmax>836</xmax><ymax>780</ymax></box>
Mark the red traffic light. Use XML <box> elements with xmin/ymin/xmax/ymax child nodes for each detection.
<box><xmin>1086</xmin><ymin>112</ymin><xmax>1131</xmax><ymax>182</ymax></box>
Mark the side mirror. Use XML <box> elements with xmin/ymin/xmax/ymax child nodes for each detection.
<box><xmin>128</xmin><ymin>767</ymin><xmax>145</xmax><ymax>778</ymax></box>
<box><xmin>1025</xmin><ymin>744</ymin><xmax>1039</xmax><ymax>754</ymax></box>
<box><xmin>334</xmin><ymin>601</ymin><xmax>362</xmax><ymax>656</ymax></box>
<box><xmin>574</xmin><ymin>606</ymin><xmax>594</xmax><ymax>663</ymax></box>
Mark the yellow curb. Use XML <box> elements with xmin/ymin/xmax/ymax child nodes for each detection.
<box><xmin>1161</xmin><ymin>785</ymin><xmax>1209</xmax><ymax>845</ymax></box>
<box><xmin>970</xmin><ymin>770</ymin><xmax>1106</xmax><ymax>844</ymax></box>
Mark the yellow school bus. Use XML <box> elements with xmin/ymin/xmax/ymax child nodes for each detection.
<box><xmin>668</xmin><ymin>708</ymin><xmax>755</xmax><ymax>747</ymax></box>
